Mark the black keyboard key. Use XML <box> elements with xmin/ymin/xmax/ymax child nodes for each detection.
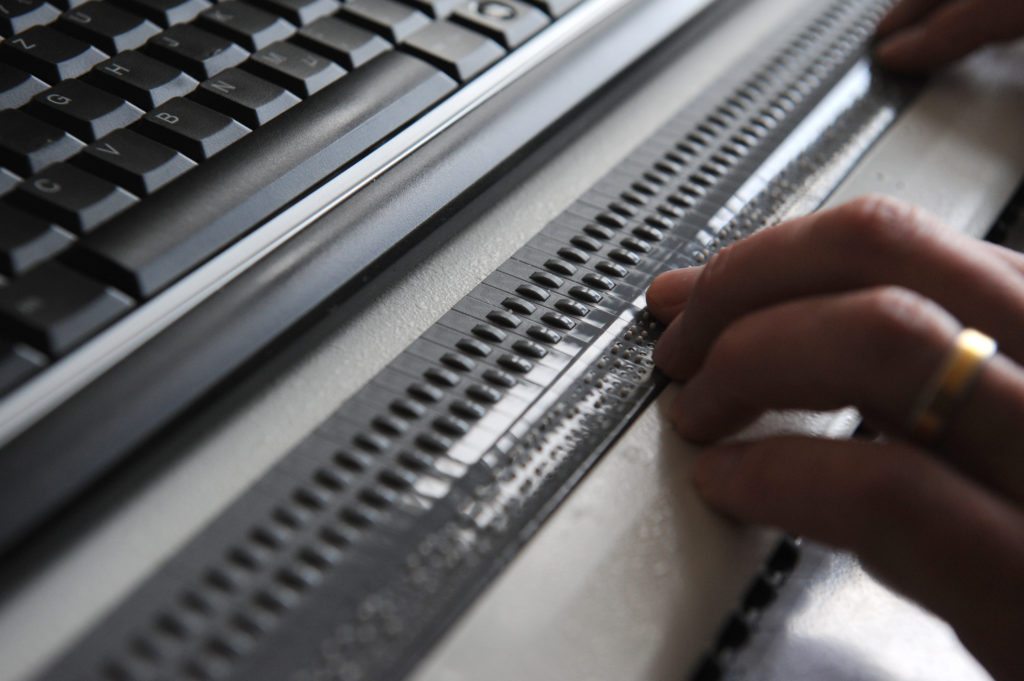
<box><xmin>294</xmin><ymin>16</ymin><xmax>389</xmax><ymax>69</ymax></box>
<box><xmin>0</xmin><ymin>109</ymin><xmax>83</xmax><ymax>176</ymax></box>
<box><xmin>27</xmin><ymin>80</ymin><xmax>143</xmax><ymax>142</ymax></box>
<box><xmin>0</xmin><ymin>261</ymin><xmax>133</xmax><ymax>354</ymax></box>
<box><xmin>452</xmin><ymin>0</ymin><xmax>548</xmax><ymax>49</ymax></box>
<box><xmin>197</xmin><ymin>1</ymin><xmax>294</xmax><ymax>51</ymax></box>
<box><xmin>401</xmin><ymin>0</ymin><xmax>461</xmax><ymax>18</ymax></box>
<box><xmin>143</xmin><ymin>24</ymin><xmax>248</xmax><ymax>79</ymax></box>
<box><xmin>0</xmin><ymin>63</ymin><xmax>48</xmax><ymax>109</ymax></box>
<box><xmin>523</xmin><ymin>0</ymin><xmax>580</xmax><ymax>18</ymax></box>
<box><xmin>0</xmin><ymin>0</ymin><xmax>60</xmax><ymax>38</ymax></box>
<box><xmin>0</xmin><ymin>340</ymin><xmax>46</xmax><ymax>393</ymax></box>
<box><xmin>112</xmin><ymin>0</ymin><xmax>210</xmax><ymax>27</ymax></box>
<box><xmin>84</xmin><ymin>50</ymin><xmax>198</xmax><ymax>109</ymax></box>
<box><xmin>0</xmin><ymin>25</ymin><xmax>107</xmax><ymax>82</ymax></box>
<box><xmin>0</xmin><ymin>167</ymin><xmax>18</xmax><ymax>195</ymax></box>
<box><xmin>0</xmin><ymin>202</ymin><xmax>73</xmax><ymax>274</ymax></box>
<box><xmin>57</xmin><ymin>1</ymin><xmax>160</xmax><ymax>53</ymax></box>
<box><xmin>75</xmin><ymin>128</ymin><xmax>195</xmax><ymax>194</ymax></box>
<box><xmin>340</xmin><ymin>0</ymin><xmax>429</xmax><ymax>43</ymax></box>
<box><xmin>14</xmin><ymin>162</ymin><xmax>137</xmax><ymax>233</ymax></box>
<box><xmin>76</xmin><ymin>51</ymin><xmax>454</xmax><ymax>297</ymax></box>
<box><xmin>402</xmin><ymin>19</ymin><xmax>502</xmax><ymax>81</ymax></box>
<box><xmin>245</xmin><ymin>41</ymin><xmax>343</xmax><ymax>96</ymax></box>
<box><xmin>248</xmin><ymin>0</ymin><xmax>338</xmax><ymax>26</ymax></box>
<box><xmin>192</xmin><ymin>66</ymin><xmax>298</xmax><ymax>127</ymax></box>
<box><xmin>135</xmin><ymin>96</ymin><xmax>249</xmax><ymax>160</ymax></box>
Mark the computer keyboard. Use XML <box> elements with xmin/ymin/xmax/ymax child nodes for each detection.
<box><xmin>0</xmin><ymin>0</ymin><xmax>561</xmax><ymax>337</ymax></box>
<box><xmin>0</xmin><ymin>0</ymin><xmax>723</xmax><ymax>552</ymax></box>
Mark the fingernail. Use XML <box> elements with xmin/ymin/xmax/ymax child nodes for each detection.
<box><xmin>646</xmin><ymin>268</ymin><xmax>701</xmax><ymax>322</ymax></box>
<box><xmin>692</xmin><ymin>446</ymin><xmax>744</xmax><ymax>495</ymax></box>
<box><xmin>873</xmin><ymin>35</ymin><xmax>901</xmax><ymax>61</ymax></box>
<box><xmin>873</xmin><ymin>28</ymin><xmax>926</xmax><ymax>70</ymax></box>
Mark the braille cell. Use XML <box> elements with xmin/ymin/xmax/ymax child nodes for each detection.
<box><xmin>632</xmin><ymin>225</ymin><xmax>664</xmax><ymax>242</ymax></box>
<box><xmin>595</xmin><ymin>212</ymin><xmax>627</xmax><ymax>229</ymax></box>
<box><xmin>556</xmin><ymin>247</ymin><xmax>588</xmax><ymax>264</ymax></box>
<box><xmin>353</xmin><ymin>432</ymin><xmax>388</xmax><ymax>452</ymax></box>
<box><xmin>424</xmin><ymin>367</ymin><xmax>460</xmax><ymax>387</ymax></box>
<box><xmin>501</xmin><ymin>297</ymin><xmax>535</xmax><ymax>315</ymax></box>
<box><xmin>486</xmin><ymin>310</ymin><xmax>521</xmax><ymax>328</ymax></box>
<box><xmin>440</xmin><ymin>352</ymin><xmax>475</xmax><ymax>372</ymax></box>
<box><xmin>568</xmin><ymin>285</ymin><xmax>602</xmax><ymax>304</ymax></box>
<box><xmin>555</xmin><ymin>299</ymin><xmax>589</xmax><ymax>317</ymax></box>
<box><xmin>583</xmin><ymin>223</ymin><xmax>614</xmax><ymax>240</ymax></box>
<box><xmin>407</xmin><ymin>382</ymin><xmax>443</xmax><ymax>403</ymax></box>
<box><xmin>526</xmin><ymin>325</ymin><xmax>561</xmax><ymax>344</ymax></box>
<box><xmin>607</xmin><ymin>201</ymin><xmax>637</xmax><ymax>218</ymax></box>
<box><xmin>433</xmin><ymin>415</ymin><xmax>470</xmax><ymax>436</ymax></box>
<box><xmin>471</xmin><ymin>323</ymin><xmax>506</xmax><ymax>343</ymax></box>
<box><xmin>543</xmin><ymin>259</ymin><xmax>576</xmax><ymax>276</ymax></box>
<box><xmin>515</xmin><ymin>283</ymin><xmax>549</xmax><ymax>302</ymax></box>
<box><xmin>570</xmin><ymin>235</ymin><xmax>600</xmax><ymax>252</ymax></box>
<box><xmin>456</xmin><ymin>337</ymin><xmax>491</xmax><ymax>357</ymax></box>
<box><xmin>595</xmin><ymin>261</ymin><xmax>628</xmax><ymax>278</ymax></box>
<box><xmin>416</xmin><ymin>432</ymin><xmax>453</xmax><ymax>453</ymax></box>
<box><xmin>497</xmin><ymin>353</ymin><xmax>532</xmax><ymax>373</ymax></box>
<box><xmin>529</xmin><ymin>271</ymin><xmax>563</xmax><ymax>289</ymax></box>
<box><xmin>581</xmin><ymin>273</ymin><xmax>614</xmax><ymax>291</ymax></box>
<box><xmin>482</xmin><ymin>368</ymin><xmax>516</xmax><ymax>388</ymax></box>
<box><xmin>512</xmin><ymin>339</ymin><xmax>546</xmax><ymax>359</ymax></box>
<box><xmin>620</xmin><ymin>189</ymin><xmax>647</xmax><ymax>205</ymax></box>
<box><xmin>645</xmin><ymin>214</ymin><xmax>675</xmax><ymax>230</ymax></box>
<box><xmin>620</xmin><ymin>237</ymin><xmax>652</xmax><ymax>254</ymax></box>
<box><xmin>466</xmin><ymin>383</ymin><xmax>501</xmax><ymax>404</ymax></box>
<box><xmin>540</xmin><ymin>311</ymin><xmax>575</xmax><ymax>330</ymax></box>
<box><xmin>608</xmin><ymin>248</ymin><xmax>640</xmax><ymax>265</ymax></box>
<box><xmin>450</xmin><ymin>399</ymin><xmax>486</xmax><ymax>420</ymax></box>
<box><xmin>372</xmin><ymin>415</ymin><xmax>407</xmax><ymax>436</ymax></box>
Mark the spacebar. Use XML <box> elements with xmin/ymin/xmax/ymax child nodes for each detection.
<box><xmin>74</xmin><ymin>52</ymin><xmax>457</xmax><ymax>298</ymax></box>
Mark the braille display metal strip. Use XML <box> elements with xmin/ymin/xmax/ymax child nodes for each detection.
<box><xmin>36</xmin><ymin>2</ymin><xmax>915</xmax><ymax>680</ymax></box>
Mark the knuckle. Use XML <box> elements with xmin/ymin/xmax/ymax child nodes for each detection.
<box><xmin>857</xmin><ymin>286</ymin><xmax>945</xmax><ymax>346</ymax></box>
<box><xmin>844</xmin><ymin>194</ymin><xmax>915</xmax><ymax>226</ymax></box>
<box><xmin>825</xmin><ymin>195</ymin><xmax>932</xmax><ymax>258</ymax></box>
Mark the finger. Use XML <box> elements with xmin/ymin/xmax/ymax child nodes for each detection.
<box><xmin>875</xmin><ymin>0</ymin><xmax>1024</xmax><ymax>73</ymax></box>
<box><xmin>691</xmin><ymin>436</ymin><xmax>1024</xmax><ymax>679</ymax></box>
<box><xmin>876</xmin><ymin>0</ymin><xmax>948</xmax><ymax>38</ymax></box>
<box><xmin>981</xmin><ymin>239</ymin><xmax>1024</xmax><ymax>276</ymax></box>
<box><xmin>671</xmin><ymin>286</ymin><xmax>1024</xmax><ymax>501</ymax></box>
<box><xmin>646</xmin><ymin>228</ymin><xmax>1024</xmax><ymax>342</ymax></box>
<box><xmin>652</xmin><ymin>196</ymin><xmax>1024</xmax><ymax>383</ymax></box>
<box><xmin>646</xmin><ymin>267</ymin><xmax>701</xmax><ymax>324</ymax></box>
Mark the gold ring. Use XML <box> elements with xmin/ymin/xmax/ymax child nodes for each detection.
<box><xmin>910</xmin><ymin>328</ymin><xmax>997</xmax><ymax>443</ymax></box>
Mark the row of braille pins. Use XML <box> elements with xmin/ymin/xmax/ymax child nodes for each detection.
<box><xmin>97</xmin><ymin>4</ymin><xmax>887</xmax><ymax>679</ymax></box>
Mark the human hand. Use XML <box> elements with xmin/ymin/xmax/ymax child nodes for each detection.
<box><xmin>874</xmin><ymin>0</ymin><xmax>1024</xmax><ymax>73</ymax></box>
<box><xmin>647</xmin><ymin>196</ymin><xmax>1024</xmax><ymax>680</ymax></box>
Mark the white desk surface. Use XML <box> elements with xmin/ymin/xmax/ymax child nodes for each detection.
<box><xmin>2</xmin><ymin>1</ymin><xmax>1024</xmax><ymax>680</ymax></box>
